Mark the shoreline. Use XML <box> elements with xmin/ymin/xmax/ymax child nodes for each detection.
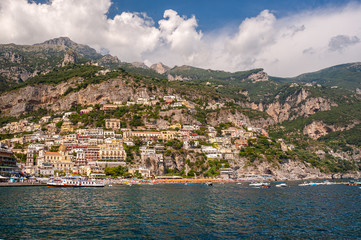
<box><xmin>1</xmin><ymin>177</ymin><xmax>358</xmax><ymax>187</ymax></box>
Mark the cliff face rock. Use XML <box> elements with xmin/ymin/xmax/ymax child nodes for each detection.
<box><xmin>167</xmin><ymin>74</ymin><xmax>190</xmax><ymax>81</ymax></box>
<box><xmin>159</xmin><ymin>109</ymin><xmax>200</xmax><ymax>126</ymax></box>
<box><xmin>0</xmin><ymin>67</ymin><xmax>36</xmax><ymax>82</ymax></box>
<box><xmin>246</xmin><ymin>70</ymin><xmax>269</xmax><ymax>82</ymax></box>
<box><xmin>0</xmin><ymin>76</ymin><xmax>151</xmax><ymax>116</ymax></box>
<box><xmin>205</xmin><ymin>109</ymin><xmax>274</xmax><ymax>128</ymax></box>
<box><xmin>131</xmin><ymin>62</ymin><xmax>149</xmax><ymax>69</ymax></box>
<box><xmin>97</xmin><ymin>55</ymin><xmax>120</xmax><ymax>66</ymax></box>
<box><xmin>0</xmin><ymin>78</ymin><xmax>79</xmax><ymax>115</ymax></box>
<box><xmin>164</xmin><ymin>154</ymin><xmax>185</xmax><ymax>173</ymax></box>
<box><xmin>3</xmin><ymin>51</ymin><xmax>24</xmax><ymax>63</ymax></box>
<box><xmin>239</xmin><ymin>160</ymin><xmax>324</xmax><ymax>180</ymax></box>
<box><xmin>303</xmin><ymin>121</ymin><xmax>334</xmax><ymax>140</ymax></box>
<box><xmin>265</xmin><ymin>102</ymin><xmax>292</xmax><ymax>123</ymax></box>
<box><xmin>62</xmin><ymin>50</ymin><xmax>77</xmax><ymax>67</ymax></box>
<box><xmin>264</xmin><ymin>88</ymin><xmax>336</xmax><ymax>123</ymax></box>
<box><xmin>206</xmin><ymin>109</ymin><xmax>251</xmax><ymax>127</ymax></box>
<box><xmin>303</xmin><ymin>120</ymin><xmax>359</xmax><ymax>140</ymax></box>
<box><xmin>51</xmin><ymin>79</ymin><xmax>149</xmax><ymax>112</ymax></box>
<box><xmin>150</xmin><ymin>62</ymin><xmax>170</xmax><ymax>74</ymax></box>
<box><xmin>251</xmin><ymin>117</ymin><xmax>276</xmax><ymax>128</ymax></box>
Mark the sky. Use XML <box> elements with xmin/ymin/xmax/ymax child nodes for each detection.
<box><xmin>0</xmin><ymin>0</ymin><xmax>361</xmax><ymax>77</ymax></box>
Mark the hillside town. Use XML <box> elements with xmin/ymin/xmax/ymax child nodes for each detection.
<box><xmin>0</xmin><ymin>94</ymin><xmax>291</xmax><ymax>180</ymax></box>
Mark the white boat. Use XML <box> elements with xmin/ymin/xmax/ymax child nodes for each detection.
<box><xmin>47</xmin><ymin>178</ymin><xmax>105</xmax><ymax>187</ymax></box>
<box><xmin>275</xmin><ymin>183</ymin><xmax>287</xmax><ymax>187</ymax></box>
<box><xmin>298</xmin><ymin>182</ymin><xmax>317</xmax><ymax>186</ymax></box>
<box><xmin>249</xmin><ymin>182</ymin><xmax>270</xmax><ymax>187</ymax></box>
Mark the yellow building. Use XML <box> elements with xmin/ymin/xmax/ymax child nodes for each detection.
<box><xmin>99</xmin><ymin>143</ymin><xmax>126</xmax><ymax>161</ymax></box>
<box><xmin>170</xmin><ymin>123</ymin><xmax>182</xmax><ymax>130</ymax></box>
<box><xmin>44</xmin><ymin>150</ymin><xmax>73</xmax><ymax>173</ymax></box>
<box><xmin>123</xmin><ymin>131</ymin><xmax>161</xmax><ymax>140</ymax></box>
<box><xmin>105</xmin><ymin>118</ymin><xmax>121</xmax><ymax>130</ymax></box>
<box><xmin>60</xmin><ymin>121</ymin><xmax>74</xmax><ymax>133</ymax></box>
<box><xmin>161</xmin><ymin>131</ymin><xmax>179</xmax><ymax>141</ymax></box>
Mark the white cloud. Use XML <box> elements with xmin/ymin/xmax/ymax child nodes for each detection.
<box><xmin>0</xmin><ymin>0</ymin><xmax>361</xmax><ymax>76</ymax></box>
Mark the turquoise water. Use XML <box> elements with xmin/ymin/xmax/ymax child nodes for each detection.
<box><xmin>1</xmin><ymin>183</ymin><xmax>361</xmax><ymax>239</ymax></box>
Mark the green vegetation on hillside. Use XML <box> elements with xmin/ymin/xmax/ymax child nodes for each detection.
<box><xmin>273</xmin><ymin>62</ymin><xmax>361</xmax><ymax>91</ymax></box>
<box><xmin>5</xmin><ymin>64</ymin><xmax>122</xmax><ymax>94</ymax></box>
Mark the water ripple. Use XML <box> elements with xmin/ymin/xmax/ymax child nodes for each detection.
<box><xmin>1</xmin><ymin>184</ymin><xmax>361</xmax><ymax>239</ymax></box>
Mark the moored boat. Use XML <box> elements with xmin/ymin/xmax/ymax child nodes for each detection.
<box><xmin>47</xmin><ymin>177</ymin><xmax>105</xmax><ymax>187</ymax></box>
<box><xmin>249</xmin><ymin>182</ymin><xmax>270</xmax><ymax>187</ymax></box>
<box><xmin>298</xmin><ymin>182</ymin><xmax>317</xmax><ymax>186</ymax></box>
<box><xmin>206</xmin><ymin>181</ymin><xmax>213</xmax><ymax>186</ymax></box>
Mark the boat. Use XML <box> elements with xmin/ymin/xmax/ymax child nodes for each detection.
<box><xmin>206</xmin><ymin>181</ymin><xmax>213</xmax><ymax>186</ymax></box>
<box><xmin>275</xmin><ymin>183</ymin><xmax>287</xmax><ymax>187</ymax></box>
<box><xmin>249</xmin><ymin>182</ymin><xmax>270</xmax><ymax>187</ymax></box>
<box><xmin>47</xmin><ymin>177</ymin><xmax>105</xmax><ymax>187</ymax></box>
<box><xmin>346</xmin><ymin>181</ymin><xmax>361</xmax><ymax>186</ymax></box>
<box><xmin>298</xmin><ymin>181</ymin><xmax>317</xmax><ymax>186</ymax></box>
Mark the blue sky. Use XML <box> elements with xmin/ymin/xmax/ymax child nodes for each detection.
<box><xmin>1</xmin><ymin>0</ymin><xmax>361</xmax><ymax>76</ymax></box>
<box><xmin>106</xmin><ymin>0</ymin><xmax>355</xmax><ymax>31</ymax></box>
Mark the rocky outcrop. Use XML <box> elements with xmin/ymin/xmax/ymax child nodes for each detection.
<box><xmin>265</xmin><ymin>101</ymin><xmax>292</xmax><ymax>123</ymax></box>
<box><xmin>3</xmin><ymin>51</ymin><xmax>24</xmax><ymax>64</ymax></box>
<box><xmin>0</xmin><ymin>67</ymin><xmax>35</xmax><ymax>82</ymax></box>
<box><xmin>159</xmin><ymin>109</ymin><xmax>200</xmax><ymax>126</ymax></box>
<box><xmin>0</xmin><ymin>76</ymin><xmax>153</xmax><ymax>116</ymax></box>
<box><xmin>303</xmin><ymin>120</ymin><xmax>359</xmax><ymax>140</ymax></box>
<box><xmin>246</xmin><ymin>70</ymin><xmax>269</xmax><ymax>82</ymax></box>
<box><xmin>62</xmin><ymin>50</ymin><xmax>77</xmax><ymax>67</ymax></box>
<box><xmin>150</xmin><ymin>62</ymin><xmax>170</xmax><ymax>74</ymax></box>
<box><xmin>167</xmin><ymin>74</ymin><xmax>191</xmax><ymax>81</ymax></box>
<box><xmin>264</xmin><ymin>88</ymin><xmax>336</xmax><ymax>123</ymax></box>
<box><xmin>206</xmin><ymin>109</ymin><xmax>251</xmax><ymax>127</ymax></box>
<box><xmin>131</xmin><ymin>62</ymin><xmax>149</xmax><ymax>69</ymax></box>
<box><xmin>239</xmin><ymin>160</ymin><xmax>325</xmax><ymax>180</ymax></box>
<box><xmin>97</xmin><ymin>55</ymin><xmax>120</xmax><ymax>66</ymax></box>
<box><xmin>37</xmin><ymin>36</ymin><xmax>102</xmax><ymax>60</ymax></box>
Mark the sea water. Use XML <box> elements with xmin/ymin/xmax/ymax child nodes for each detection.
<box><xmin>1</xmin><ymin>183</ymin><xmax>361</xmax><ymax>239</ymax></box>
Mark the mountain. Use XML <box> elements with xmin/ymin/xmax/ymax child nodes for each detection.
<box><xmin>273</xmin><ymin>62</ymin><xmax>361</xmax><ymax>92</ymax></box>
<box><xmin>0</xmin><ymin>37</ymin><xmax>360</xmax><ymax>176</ymax></box>
<box><xmin>35</xmin><ymin>37</ymin><xmax>103</xmax><ymax>60</ymax></box>
<box><xmin>0</xmin><ymin>37</ymin><xmax>107</xmax><ymax>92</ymax></box>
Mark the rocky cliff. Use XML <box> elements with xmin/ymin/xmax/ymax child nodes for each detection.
<box><xmin>150</xmin><ymin>62</ymin><xmax>170</xmax><ymax>74</ymax></box>
<box><xmin>0</xmin><ymin>75</ymin><xmax>152</xmax><ymax>116</ymax></box>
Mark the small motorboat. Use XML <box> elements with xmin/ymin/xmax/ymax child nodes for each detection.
<box><xmin>206</xmin><ymin>182</ymin><xmax>213</xmax><ymax>186</ymax></box>
<box><xmin>298</xmin><ymin>182</ymin><xmax>317</xmax><ymax>186</ymax></box>
<box><xmin>249</xmin><ymin>182</ymin><xmax>269</xmax><ymax>187</ymax></box>
<box><xmin>275</xmin><ymin>183</ymin><xmax>287</xmax><ymax>187</ymax></box>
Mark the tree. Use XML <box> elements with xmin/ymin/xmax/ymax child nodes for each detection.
<box><xmin>56</xmin><ymin>120</ymin><xmax>63</xmax><ymax>129</ymax></box>
<box><xmin>15</xmin><ymin>153</ymin><xmax>27</xmax><ymax>163</ymax></box>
